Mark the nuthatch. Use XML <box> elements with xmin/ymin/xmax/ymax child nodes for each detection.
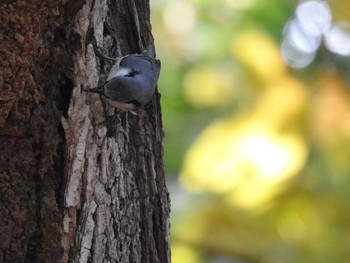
<box><xmin>84</xmin><ymin>43</ymin><xmax>161</xmax><ymax>112</ymax></box>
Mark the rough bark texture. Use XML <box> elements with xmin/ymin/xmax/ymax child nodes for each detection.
<box><xmin>0</xmin><ymin>1</ymin><xmax>170</xmax><ymax>263</ymax></box>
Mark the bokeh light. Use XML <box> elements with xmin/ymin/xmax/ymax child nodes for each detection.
<box><xmin>325</xmin><ymin>22</ymin><xmax>350</xmax><ymax>56</ymax></box>
<box><xmin>150</xmin><ymin>0</ymin><xmax>350</xmax><ymax>262</ymax></box>
<box><xmin>282</xmin><ymin>0</ymin><xmax>350</xmax><ymax>68</ymax></box>
<box><xmin>295</xmin><ymin>0</ymin><xmax>331</xmax><ymax>36</ymax></box>
<box><xmin>183</xmin><ymin>65</ymin><xmax>235</xmax><ymax>108</ymax></box>
<box><xmin>163</xmin><ymin>1</ymin><xmax>196</xmax><ymax>37</ymax></box>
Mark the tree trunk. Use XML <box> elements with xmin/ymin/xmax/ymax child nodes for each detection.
<box><xmin>0</xmin><ymin>1</ymin><xmax>170</xmax><ymax>263</ymax></box>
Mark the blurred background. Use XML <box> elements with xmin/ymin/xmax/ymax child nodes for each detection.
<box><xmin>150</xmin><ymin>0</ymin><xmax>350</xmax><ymax>262</ymax></box>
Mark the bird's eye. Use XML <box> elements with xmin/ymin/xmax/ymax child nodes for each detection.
<box><xmin>125</xmin><ymin>70</ymin><xmax>140</xmax><ymax>77</ymax></box>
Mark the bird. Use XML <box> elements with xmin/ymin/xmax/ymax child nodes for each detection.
<box><xmin>84</xmin><ymin>42</ymin><xmax>161</xmax><ymax>112</ymax></box>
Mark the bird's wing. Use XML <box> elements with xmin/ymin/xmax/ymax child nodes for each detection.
<box><xmin>103</xmin><ymin>77</ymin><xmax>152</xmax><ymax>106</ymax></box>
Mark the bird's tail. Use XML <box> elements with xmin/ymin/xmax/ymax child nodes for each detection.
<box><xmin>82</xmin><ymin>86</ymin><xmax>105</xmax><ymax>95</ymax></box>
<box><xmin>144</xmin><ymin>42</ymin><xmax>156</xmax><ymax>58</ymax></box>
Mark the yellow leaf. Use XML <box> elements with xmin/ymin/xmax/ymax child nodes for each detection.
<box><xmin>230</xmin><ymin>30</ymin><xmax>287</xmax><ymax>81</ymax></box>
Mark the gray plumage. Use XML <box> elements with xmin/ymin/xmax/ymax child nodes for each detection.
<box><xmin>84</xmin><ymin>43</ymin><xmax>161</xmax><ymax>111</ymax></box>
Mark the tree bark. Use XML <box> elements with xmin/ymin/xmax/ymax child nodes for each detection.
<box><xmin>0</xmin><ymin>1</ymin><xmax>170</xmax><ymax>263</ymax></box>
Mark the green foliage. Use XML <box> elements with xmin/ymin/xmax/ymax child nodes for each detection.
<box><xmin>151</xmin><ymin>0</ymin><xmax>350</xmax><ymax>262</ymax></box>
